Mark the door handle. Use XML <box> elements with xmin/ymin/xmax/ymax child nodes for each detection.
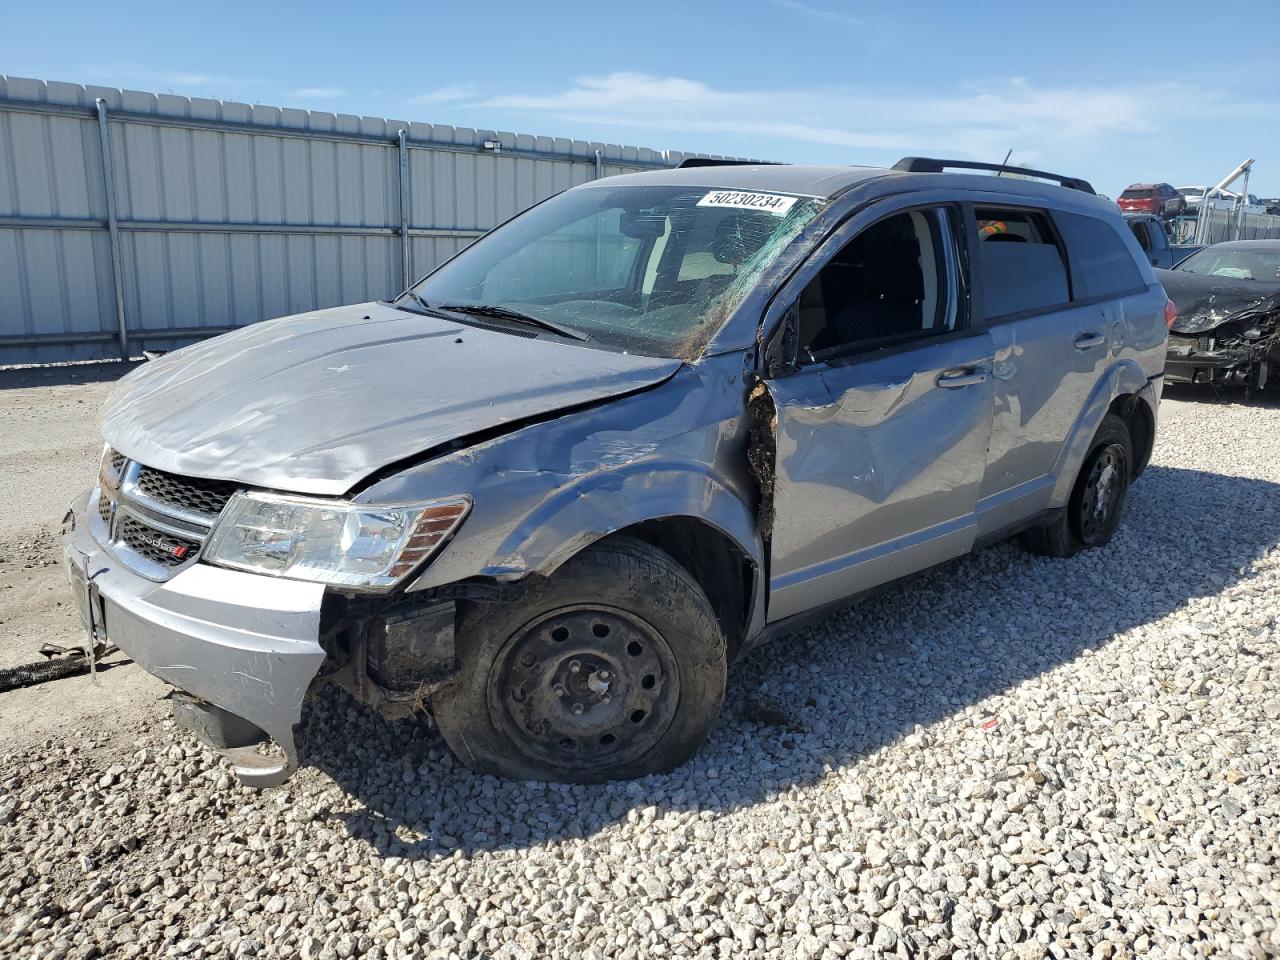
<box><xmin>1074</xmin><ymin>332</ymin><xmax>1105</xmax><ymax>350</ymax></box>
<box><xmin>936</xmin><ymin>367</ymin><xmax>988</xmax><ymax>388</ymax></box>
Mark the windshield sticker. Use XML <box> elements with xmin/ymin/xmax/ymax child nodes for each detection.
<box><xmin>696</xmin><ymin>190</ymin><xmax>799</xmax><ymax>216</ymax></box>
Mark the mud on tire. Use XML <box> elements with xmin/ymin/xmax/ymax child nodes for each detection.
<box><xmin>431</xmin><ymin>536</ymin><xmax>727</xmax><ymax>783</ymax></box>
<box><xmin>1021</xmin><ymin>413</ymin><xmax>1134</xmax><ymax>558</ymax></box>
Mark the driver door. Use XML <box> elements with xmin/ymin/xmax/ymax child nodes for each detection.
<box><xmin>763</xmin><ymin>202</ymin><xmax>994</xmax><ymax>622</ymax></box>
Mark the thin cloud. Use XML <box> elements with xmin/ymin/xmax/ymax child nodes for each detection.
<box><xmin>477</xmin><ymin>72</ymin><xmax>1260</xmax><ymax>163</ymax></box>
<box><xmin>770</xmin><ymin>0</ymin><xmax>862</xmax><ymax>27</ymax></box>
<box><xmin>290</xmin><ymin>87</ymin><xmax>347</xmax><ymax>99</ymax></box>
<box><xmin>85</xmin><ymin>64</ymin><xmax>259</xmax><ymax>90</ymax></box>
<box><xmin>411</xmin><ymin>84</ymin><xmax>477</xmax><ymax>105</ymax></box>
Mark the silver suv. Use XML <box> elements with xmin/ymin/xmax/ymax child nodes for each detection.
<box><xmin>63</xmin><ymin>157</ymin><xmax>1169</xmax><ymax>786</ymax></box>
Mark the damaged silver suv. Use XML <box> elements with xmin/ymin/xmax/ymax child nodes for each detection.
<box><xmin>63</xmin><ymin>157</ymin><xmax>1168</xmax><ymax>786</ymax></box>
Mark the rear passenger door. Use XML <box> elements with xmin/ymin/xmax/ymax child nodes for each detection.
<box><xmin>972</xmin><ymin>203</ymin><xmax>1107</xmax><ymax>537</ymax></box>
<box><xmin>763</xmin><ymin>202</ymin><xmax>995</xmax><ymax>621</ymax></box>
<box><xmin>973</xmin><ymin>203</ymin><xmax>1147</xmax><ymax>538</ymax></box>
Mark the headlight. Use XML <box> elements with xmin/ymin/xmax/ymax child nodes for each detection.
<box><xmin>205</xmin><ymin>492</ymin><xmax>470</xmax><ymax>589</ymax></box>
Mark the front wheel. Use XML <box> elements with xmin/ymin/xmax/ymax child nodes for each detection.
<box><xmin>431</xmin><ymin>537</ymin><xmax>727</xmax><ymax>782</ymax></box>
<box><xmin>1021</xmin><ymin>414</ymin><xmax>1133</xmax><ymax>558</ymax></box>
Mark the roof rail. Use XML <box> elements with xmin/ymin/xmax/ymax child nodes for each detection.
<box><xmin>891</xmin><ymin>157</ymin><xmax>1095</xmax><ymax>195</ymax></box>
<box><xmin>675</xmin><ymin>158</ymin><xmax>780</xmax><ymax>169</ymax></box>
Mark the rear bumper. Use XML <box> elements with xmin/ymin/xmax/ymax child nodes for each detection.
<box><xmin>61</xmin><ymin>490</ymin><xmax>326</xmax><ymax>786</ymax></box>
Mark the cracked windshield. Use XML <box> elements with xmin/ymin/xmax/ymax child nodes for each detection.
<box><xmin>404</xmin><ymin>185</ymin><xmax>824</xmax><ymax>357</ymax></box>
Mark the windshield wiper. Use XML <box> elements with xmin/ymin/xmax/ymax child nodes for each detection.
<box><xmin>392</xmin><ymin>289</ymin><xmax>454</xmax><ymax>318</ymax></box>
<box><xmin>436</xmin><ymin>303</ymin><xmax>589</xmax><ymax>341</ymax></box>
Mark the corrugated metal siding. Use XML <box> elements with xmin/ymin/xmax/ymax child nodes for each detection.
<box><xmin>1176</xmin><ymin>205</ymin><xmax>1280</xmax><ymax>245</ymax></box>
<box><xmin>0</xmin><ymin>75</ymin><xmax>737</xmax><ymax>365</ymax></box>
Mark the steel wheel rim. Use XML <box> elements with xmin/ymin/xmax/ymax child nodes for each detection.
<box><xmin>487</xmin><ymin>604</ymin><xmax>681</xmax><ymax>771</ymax></box>
<box><xmin>1077</xmin><ymin>443</ymin><xmax>1127</xmax><ymax>545</ymax></box>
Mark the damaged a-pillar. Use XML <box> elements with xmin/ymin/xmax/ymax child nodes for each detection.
<box><xmin>745</xmin><ymin>378</ymin><xmax>778</xmax><ymax>538</ymax></box>
<box><xmin>749</xmin><ymin>302</ymin><xmax>791</xmax><ymax>539</ymax></box>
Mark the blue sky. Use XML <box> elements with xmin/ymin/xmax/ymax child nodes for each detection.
<box><xmin>4</xmin><ymin>0</ymin><xmax>1279</xmax><ymax>197</ymax></box>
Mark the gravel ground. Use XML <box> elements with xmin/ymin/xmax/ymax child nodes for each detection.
<box><xmin>1</xmin><ymin>376</ymin><xmax>1279</xmax><ymax>960</ymax></box>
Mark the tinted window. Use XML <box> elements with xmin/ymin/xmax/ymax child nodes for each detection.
<box><xmin>795</xmin><ymin>208</ymin><xmax>958</xmax><ymax>361</ymax></box>
<box><xmin>1056</xmin><ymin>212</ymin><xmax>1146</xmax><ymax>298</ymax></box>
<box><xmin>974</xmin><ymin>207</ymin><xmax>1069</xmax><ymax>319</ymax></box>
<box><xmin>1121</xmin><ymin>189</ymin><xmax>1154</xmax><ymax>200</ymax></box>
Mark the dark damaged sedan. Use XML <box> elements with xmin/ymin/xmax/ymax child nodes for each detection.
<box><xmin>63</xmin><ymin>158</ymin><xmax>1167</xmax><ymax>787</ymax></box>
<box><xmin>1158</xmin><ymin>240</ymin><xmax>1280</xmax><ymax>389</ymax></box>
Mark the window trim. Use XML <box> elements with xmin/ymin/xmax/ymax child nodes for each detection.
<box><xmin>967</xmin><ymin>201</ymin><xmax>1075</xmax><ymax>325</ymax></box>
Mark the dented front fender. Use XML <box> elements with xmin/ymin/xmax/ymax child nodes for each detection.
<box><xmin>357</xmin><ymin>354</ymin><xmax>763</xmax><ymax>590</ymax></box>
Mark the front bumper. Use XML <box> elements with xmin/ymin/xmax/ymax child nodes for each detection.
<box><xmin>1165</xmin><ymin>348</ymin><xmax>1270</xmax><ymax>386</ymax></box>
<box><xmin>1166</xmin><ymin>329</ymin><xmax>1278</xmax><ymax>387</ymax></box>
<box><xmin>61</xmin><ymin>490</ymin><xmax>326</xmax><ymax>786</ymax></box>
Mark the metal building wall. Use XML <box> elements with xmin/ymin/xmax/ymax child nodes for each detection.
<box><xmin>1173</xmin><ymin>204</ymin><xmax>1280</xmax><ymax>245</ymax></box>
<box><xmin>1198</xmin><ymin>205</ymin><xmax>1280</xmax><ymax>244</ymax></box>
<box><xmin>0</xmin><ymin>76</ymin><xmax>724</xmax><ymax>365</ymax></box>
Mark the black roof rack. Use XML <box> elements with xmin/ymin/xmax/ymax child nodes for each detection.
<box><xmin>675</xmin><ymin>158</ymin><xmax>781</xmax><ymax>169</ymax></box>
<box><xmin>891</xmin><ymin>157</ymin><xmax>1095</xmax><ymax>195</ymax></box>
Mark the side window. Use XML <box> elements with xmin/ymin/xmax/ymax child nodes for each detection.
<box><xmin>1055</xmin><ymin>212</ymin><xmax>1147</xmax><ymax>299</ymax></box>
<box><xmin>1130</xmin><ymin>220</ymin><xmax>1152</xmax><ymax>252</ymax></box>
<box><xmin>795</xmin><ymin>208</ymin><xmax>958</xmax><ymax>361</ymax></box>
<box><xmin>974</xmin><ymin>206</ymin><xmax>1070</xmax><ymax>320</ymax></box>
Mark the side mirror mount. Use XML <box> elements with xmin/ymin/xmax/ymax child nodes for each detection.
<box><xmin>764</xmin><ymin>302</ymin><xmax>800</xmax><ymax>378</ymax></box>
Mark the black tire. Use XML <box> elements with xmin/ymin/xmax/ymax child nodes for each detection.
<box><xmin>1021</xmin><ymin>414</ymin><xmax>1133</xmax><ymax>558</ymax></box>
<box><xmin>431</xmin><ymin>536</ymin><xmax>727</xmax><ymax>783</ymax></box>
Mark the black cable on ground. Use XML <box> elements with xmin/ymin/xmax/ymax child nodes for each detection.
<box><xmin>0</xmin><ymin>655</ymin><xmax>90</xmax><ymax>693</ymax></box>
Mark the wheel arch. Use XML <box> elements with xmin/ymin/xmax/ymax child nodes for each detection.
<box><xmin>598</xmin><ymin>516</ymin><xmax>759</xmax><ymax>661</ymax></box>
<box><xmin>1109</xmin><ymin>391</ymin><xmax>1155</xmax><ymax>479</ymax></box>
<box><xmin>488</xmin><ymin>463</ymin><xmax>767</xmax><ymax>659</ymax></box>
<box><xmin>1049</xmin><ymin>360</ymin><xmax>1157</xmax><ymax>506</ymax></box>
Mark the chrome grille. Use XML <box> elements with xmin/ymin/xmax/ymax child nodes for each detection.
<box><xmin>116</xmin><ymin>514</ymin><xmax>201</xmax><ymax>567</ymax></box>
<box><xmin>136</xmin><ymin>466</ymin><xmax>237</xmax><ymax>519</ymax></box>
<box><xmin>93</xmin><ymin>450</ymin><xmax>242</xmax><ymax>581</ymax></box>
<box><xmin>96</xmin><ymin>489</ymin><xmax>113</xmax><ymax>526</ymax></box>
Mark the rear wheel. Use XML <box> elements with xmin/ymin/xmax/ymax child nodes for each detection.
<box><xmin>431</xmin><ymin>537</ymin><xmax>726</xmax><ymax>782</ymax></box>
<box><xmin>1021</xmin><ymin>414</ymin><xmax>1133</xmax><ymax>558</ymax></box>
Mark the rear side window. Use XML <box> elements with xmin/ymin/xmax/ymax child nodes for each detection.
<box><xmin>1055</xmin><ymin>212</ymin><xmax>1146</xmax><ymax>299</ymax></box>
<box><xmin>974</xmin><ymin>207</ymin><xmax>1069</xmax><ymax>320</ymax></box>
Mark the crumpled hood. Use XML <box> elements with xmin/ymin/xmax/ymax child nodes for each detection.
<box><xmin>101</xmin><ymin>302</ymin><xmax>681</xmax><ymax>496</ymax></box>
<box><xmin>1157</xmin><ymin>268</ymin><xmax>1280</xmax><ymax>334</ymax></box>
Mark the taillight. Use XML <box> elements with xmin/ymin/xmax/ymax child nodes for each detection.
<box><xmin>1164</xmin><ymin>298</ymin><xmax>1177</xmax><ymax>329</ymax></box>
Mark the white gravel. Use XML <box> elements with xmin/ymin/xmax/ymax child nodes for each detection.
<box><xmin>2</xmin><ymin>384</ymin><xmax>1279</xmax><ymax>960</ymax></box>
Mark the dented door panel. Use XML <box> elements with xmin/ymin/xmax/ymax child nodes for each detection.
<box><xmin>765</xmin><ymin>332</ymin><xmax>995</xmax><ymax>622</ymax></box>
<box><xmin>977</xmin><ymin>301</ymin><xmax>1109</xmax><ymax>534</ymax></box>
<box><xmin>977</xmin><ymin>288</ymin><xmax>1166</xmax><ymax>536</ymax></box>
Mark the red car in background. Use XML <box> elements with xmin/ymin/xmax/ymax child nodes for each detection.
<box><xmin>1117</xmin><ymin>183</ymin><xmax>1186</xmax><ymax>219</ymax></box>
